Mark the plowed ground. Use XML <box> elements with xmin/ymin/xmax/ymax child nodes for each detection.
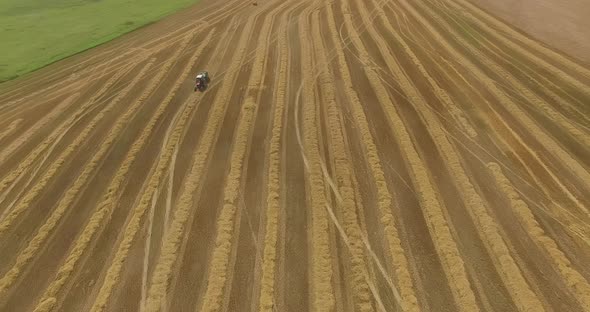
<box><xmin>0</xmin><ymin>0</ymin><xmax>589</xmax><ymax>311</ymax></box>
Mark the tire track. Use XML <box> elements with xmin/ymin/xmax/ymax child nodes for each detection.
<box><xmin>0</xmin><ymin>33</ymin><xmax>199</xmax><ymax>239</ymax></box>
<box><xmin>0</xmin><ymin>68</ymin><xmax>121</xmax><ymax>124</ymax></box>
<box><xmin>367</xmin><ymin>0</ymin><xmax>552</xmax><ymax>309</ymax></box>
<box><xmin>256</xmin><ymin>15</ymin><xmax>290</xmax><ymax>312</ymax></box>
<box><xmin>136</xmin><ymin>33</ymin><xmax>215</xmax><ymax>306</ymax></box>
<box><xmin>339</xmin><ymin>6</ymin><xmax>483</xmax><ymax>140</ymax></box>
<box><xmin>340</xmin><ymin>3</ymin><xmax>450</xmax><ymax>310</ymax></box>
<box><xmin>28</xmin><ymin>30</ymin><xmax>214</xmax><ymax>312</ymax></box>
<box><xmin>444</xmin><ymin>0</ymin><xmax>590</xmax><ymax>83</ymax></box>
<box><xmin>368</xmin><ymin>1</ymin><xmax>479</xmax><ymax>139</ymax></box>
<box><xmin>35</xmin><ymin>30</ymin><xmax>196</xmax><ymax>311</ymax></box>
<box><xmin>0</xmin><ymin>93</ymin><xmax>79</xmax><ymax>167</ymax></box>
<box><xmin>409</xmin><ymin>0</ymin><xmax>590</xmax><ymax>150</ymax></box>
<box><xmin>358</xmin><ymin>29</ymin><xmax>590</xmax><ymax>243</ymax></box>
<box><xmin>157</xmin><ymin>12</ymin><xmax>265</xmax><ymax>311</ymax></box>
<box><xmin>547</xmin><ymin>203</ymin><xmax>590</xmax><ymax>245</ymax></box>
<box><xmin>396</xmin><ymin>0</ymin><xmax>590</xmax><ymax>188</ymax></box>
<box><xmin>487</xmin><ymin>162</ymin><xmax>590</xmax><ymax>311</ymax></box>
<box><xmin>94</xmin><ymin>11</ymin><xmax>254</xmax><ymax>312</ymax></box>
<box><xmin>278</xmin><ymin>8</ymin><xmax>309</xmax><ymax>311</ymax></box>
<box><xmin>140</xmin><ymin>189</ymin><xmax>160</xmax><ymax>312</ymax></box>
<box><xmin>426</xmin><ymin>1</ymin><xmax>590</xmax><ymax>128</ymax></box>
<box><xmin>476</xmin><ymin>94</ymin><xmax>590</xmax><ymax>217</ymax></box>
<box><xmin>5</xmin><ymin>0</ymin><xmax>282</xmax><ymax>129</ymax></box>
<box><xmin>382</xmin><ymin>0</ymin><xmax>590</xmax><ymax>146</ymax></box>
<box><xmin>441</xmin><ymin>1</ymin><xmax>590</xmax><ymax>98</ymax></box>
<box><xmin>3</xmin><ymin>0</ymin><xmax>590</xmax><ymax>309</ymax></box>
<box><xmin>0</xmin><ymin>0</ymin><xmax>239</xmax><ymax>110</ymax></box>
<box><xmin>381</xmin><ymin>18</ymin><xmax>546</xmax><ymax>312</ymax></box>
<box><xmin>0</xmin><ymin>79</ymin><xmax>90</xmax><ymax>122</ymax></box>
<box><xmin>369</xmin><ymin>11</ymin><xmax>590</xmax><ymax>217</ymax></box>
<box><xmin>294</xmin><ymin>1</ymin><xmax>391</xmax><ymax>306</ymax></box>
<box><xmin>0</xmin><ymin>119</ymin><xmax>22</xmax><ymax>142</ymax></box>
<box><xmin>312</xmin><ymin>11</ymin><xmax>348</xmax><ymax>312</ymax></box>
<box><xmin>0</xmin><ymin>61</ymin><xmax>162</xmax><ymax>299</ymax></box>
<box><xmin>84</xmin><ymin>78</ymin><xmax>191</xmax><ymax>310</ymax></box>
<box><xmin>199</xmin><ymin>1</ymin><xmax>297</xmax><ymax>310</ymax></box>
<box><xmin>352</xmin><ymin>0</ymin><xmax>588</xmax><ymax>308</ymax></box>
<box><xmin>0</xmin><ymin>62</ymin><xmax>136</xmax><ymax>200</ymax></box>
<box><xmin>136</xmin><ymin>24</ymin><xmax>218</xmax><ymax>306</ymax></box>
<box><xmin>384</xmin><ymin>0</ymin><xmax>590</xmax><ymax>309</ymax></box>
<box><xmin>230</xmin><ymin>2</ymin><xmax>306</xmax><ymax>311</ymax></box>
<box><xmin>403</xmin><ymin>0</ymin><xmax>590</xmax><ymax>204</ymax></box>
<box><xmin>350</xmin><ymin>44</ymin><xmax>509</xmax><ymax>310</ymax></box>
<box><xmin>0</xmin><ymin>54</ymin><xmax>138</xmax><ymax>120</ymax></box>
<box><xmin>0</xmin><ymin>41</ymin><xmax>139</xmax><ymax>103</ymax></box>
<box><xmin>377</xmin><ymin>4</ymin><xmax>477</xmax><ymax>138</ymax></box>
<box><xmin>138</xmin><ymin>66</ymin><xmax>198</xmax><ymax>311</ymax></box>
<box><xmin>357</xmin><ymin>1</ymin><xmax>549</xmax><ymax>214</ymax></box>
<box><xmin>311</xmin><ymin>9</ymin><xmax>379</xmax><ymax>312</ymax></box>
<box><xmin>0</xmin><ymin>41</ymin><xmax>185</xmax><ymax>304</ymax></box>
<box><xmin>1</xmin><ymin>0</ymin><xmax>277</xmax><ymax>124</ymax></box>
<box><xmin>0</xmin><ymin>56</ymin><xmax>158</xmax><ymax>238</ymax></box>
<box><xmin>344</xmin><ymin>0</ymin><xmax>481</xmax><ymax>310</ymax></box>
<box><xmin>295</xmin><ymin>5</ymin><xmax>336</xmax><ymax>311</ymax></box>
<box><xmin>0</xmin><ymin>70</ymin><xmax>138</xmax><ymax>211</ymax></box>
<box><xmin>468</xmin><ymin>35</ymin><xmax>590</xmax><ymax>130</ymax></box>
<box><xmin>374</xmin><ymin>1</ymin><xmax>590</xmax><ymax>206</ymax></box>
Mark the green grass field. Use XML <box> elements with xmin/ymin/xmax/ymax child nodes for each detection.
<box><xmin>0</xmin><ymin>0</ymin><xmax>198</xmax><ymax>82</ymax></box>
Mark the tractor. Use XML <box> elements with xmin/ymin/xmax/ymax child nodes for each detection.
<box><xmin>194</xmin><ymin>71</ymin><xmax>210</xmax><ymax>92</ymax></box>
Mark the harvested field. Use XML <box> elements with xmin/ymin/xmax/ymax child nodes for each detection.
<box><xmin>0</xmin><ymin>0</ymin><xmax>589</xmax><ymax>311</ymax></box>
<box><xmin>469</xmin><ymin>0</ymin><xmax>590</xmax><ymax>64</ymax></box>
